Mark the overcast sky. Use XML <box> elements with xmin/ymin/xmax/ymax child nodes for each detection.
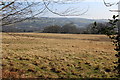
<box><xmin>41</xmin><ymin>0</ymin><xmax>119</xmax><ymax>19</ymax></box>
<box><xmin>3</xmin><ymin>0</ymin><xmax>119</xmax><ymax>19</ymax></box>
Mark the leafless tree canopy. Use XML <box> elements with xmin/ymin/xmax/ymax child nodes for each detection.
<box><xmin>0</xmin><ymin>0</ymin><xmax>87</xmax><ymax>26</ymax></box>
<box><xmin>103</xmin><ymin>0</ymin><xmax>120</xmax><ymax>12</ymax></box>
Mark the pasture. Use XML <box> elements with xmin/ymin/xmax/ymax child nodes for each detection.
<box><xmin>2</xmin><ymin>33</ymin><xmax>117</xmax><ymax>78</ymax></box>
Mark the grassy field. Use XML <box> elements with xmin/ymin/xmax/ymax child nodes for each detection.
<box><xmin>2</xmin><ymin>33</ymin><xmax>117</xmax><ymax>78</ymax></box>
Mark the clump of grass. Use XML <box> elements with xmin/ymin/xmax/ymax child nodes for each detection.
<box><xmin>2</xmin><ymin>33</ymin><xmax>117</xmax><ymax>78</ymax></box>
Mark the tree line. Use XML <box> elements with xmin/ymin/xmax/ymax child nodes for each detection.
<box><xmin>43</xmin><ymin>22</ymin><xmax>79</xmax><ymax>34</ymax></box>
<box><xmin>3</xmin><ymin>22</ymin><xmax>113</xmax><ymax>34</ymax></box>
<box><xmin>42</xmin><ymin>22</ymin><xmax>115</xmax><ymax>34</ymax></box>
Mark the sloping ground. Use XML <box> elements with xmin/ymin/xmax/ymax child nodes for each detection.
<box><xmin>2</xmin><ymin>33</ymin><xmax>117</xmax><ymax>78</ymax></box>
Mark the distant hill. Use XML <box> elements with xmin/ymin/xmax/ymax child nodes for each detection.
<box><xmin>2</xmin><ymin>17</ymin><xmax>108</xmax><ymax>32</ymax></box>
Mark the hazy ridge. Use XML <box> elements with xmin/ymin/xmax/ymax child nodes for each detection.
<box><xmin>2</xmin><ymin>17</ymin><xmax>108</xmax><ymax>32</ymax></box>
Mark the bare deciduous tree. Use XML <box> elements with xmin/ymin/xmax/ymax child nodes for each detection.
<box><xmin>0</xmin><ymin>0</ymin><xmax>87</xmax><ymax>26</ymax></box>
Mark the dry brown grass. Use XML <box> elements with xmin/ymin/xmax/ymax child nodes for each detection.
<box><xmin>2</xmin><ymin>33</ymin><xmax>117</xmax><ymax>78</ymax></box>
